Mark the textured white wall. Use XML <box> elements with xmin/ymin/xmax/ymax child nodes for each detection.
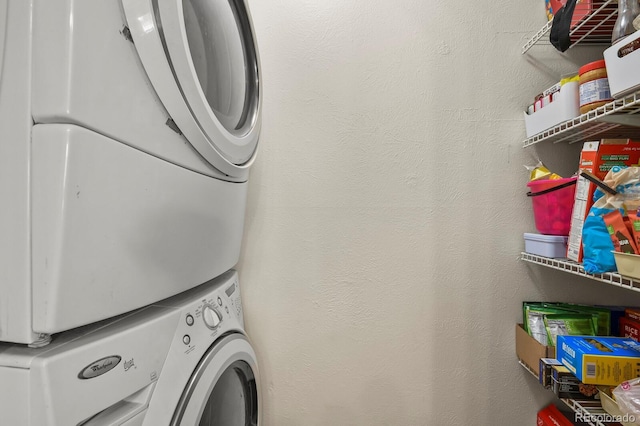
<box><xmin>238</xmin><ymin>1</ymin><xmax>640</xmax><ymax>424</ymax></box>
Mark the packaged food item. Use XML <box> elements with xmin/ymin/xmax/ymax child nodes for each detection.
<box><xmin>620</xmin><ymin>316</ymin><xmax>640</xmax><ymax>342</ymax></box>
<box><xmin>556</xmin><ymin>303</ymin><xmax>613</xmax><ymax>336</ymax></box>
<box><xmin>628</xmin><ymin>212</ymin><xmax>640</xmax><ymax>249</ymax></box>
<box><xmin>557</xmin><ymin>335</ymin><xmax>640</xmax><ymax>385</ymax></box>
<box><xmin>544</xmin><ymin>313</ymin><xmax>598</xmax><ymax>346</ymax></box>
<box><xmin>523</xmin><ymin>302</ymin><xmax>580</xmax><ymax>344</ymax></box>
<box><xmin>581</xmin><ymin>166</ymin><xmax>640</xmax><ymax>273</ymax></box>
<box><xmin>604</xmin><ymin>209</ymin><xmax>639</xmax><ymax>254</ymax></box>
<box><xmin>552</xmin><ymin>364</ymin><xmax>599</xmax><ymax>399</ymax></box>
<box><xmin>567</xmin><ymin>139</ymin><xmax>640</xmax><ymax>263</ymax></box>
<box><xmin>540</xmin><ymin>357</ymin><xmax>563</xmax><ymax>388</ymax></box>
<box><xmin>627</xmin><ymin>307</ymin><xmax>640</xmax><ymax>322</ymax></box>
<box><xmin>537</xmin><ymin>403</ymin><xmax>574</xmax><ymax>426</ymax></box>
<box><xmin>525</xmin><ymin>161</ymin><xmax>562</xmax><ymax>181</ymax></box>
<box><xmin>579</xmin><ymin>59</ymin><xmax>613</xmax><ymax>114</ymax></box>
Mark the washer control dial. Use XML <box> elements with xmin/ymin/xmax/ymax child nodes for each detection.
<box><xmin>202</xmin><ymin>304</ymin><xmax>222</xmax><ymax>329</ymax></box>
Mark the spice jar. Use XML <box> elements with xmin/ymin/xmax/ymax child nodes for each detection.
<box><xmin>579</xmin><ymin>60</ymin><xmax>613</xmax><ymax>114</ymax></box>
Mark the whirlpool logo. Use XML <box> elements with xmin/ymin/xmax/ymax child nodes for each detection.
<box><xmin>78</xmin><ymin>356</ymin><xmax>122</xmax><ymax>380</ymax></box>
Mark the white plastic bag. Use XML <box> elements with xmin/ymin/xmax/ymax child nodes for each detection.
<box><xmin>613</xmin><ymin>378</ymin><xmax>640</xmax><ymax>424</ymax></box>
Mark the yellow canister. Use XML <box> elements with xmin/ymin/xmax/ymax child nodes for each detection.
<box><xmin>579</xmin><ymin>60</ymin><xmax>613</xmax><ymax>114</ymax></box>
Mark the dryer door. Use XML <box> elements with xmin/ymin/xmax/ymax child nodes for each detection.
<box><xmin>171</xmin><ymin>333</ymin><xmax>260</xmax><ymax>426</ymax></box>
<box><xmin>121</xmin><ymin>0</ymin><xmax>261</xmax><ymax>180</ymax></box>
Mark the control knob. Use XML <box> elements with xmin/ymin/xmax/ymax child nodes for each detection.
<box><xmin>202</xmin><ymin>304</ymin><xmax>222</xmax><ymax>329</ymax></box>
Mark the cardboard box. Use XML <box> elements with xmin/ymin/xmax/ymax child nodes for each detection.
<box><xmin>556</xmin><ymin>335</ymin><xmax>640</xmax><ymax>385</ymax></box>
<box><xmin>567</xmin><ymin>140</ymin><xmax>640</xmax><ymax>262</ymax></box>
<box><xmin>551</xmin><ymin>364</ymin><xmax>599</xmax><ymax>399</ymax></box>
<box><xmin>620</xmin><ymin>316</ymin><xmax>640</xmax><ymax>342</ymax></box>
<box><xmin>545</xmin><ymin>0</ymin><xmax>592</xmax><ymax>27</ymax></box>
<box><xmin>537</xmin><ymin>403</ymin><xmax>574</xmax><ymax>426</ymax></box>
<box><xmin>540</xmin><ymin>357</ymin><xmax>562</xmax><ymax>388</ymax></box>
<box><xmin>626</xmin><ymin>307</ymin><xmax>640</xmax><ymax>322</ymax></box>
<box><xmin>516</xmin><ymin>323</ymin><xmax>555</xmax><ymax>375</ymax></box>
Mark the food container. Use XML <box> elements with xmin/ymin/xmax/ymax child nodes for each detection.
<box><xmin>524</xmin><ymin>233</ymin><xmax>568</xmax><ymax>258</ymax></box>
<box><xmin>613</xmin><ymin>251</ymin><xmax>640</xmax><ymax>279</ymax></box>
<box><xmin>526</xmin><ymin>177</ymin><xmax>578</xmax><ymax>236</ymax></box>
<box><xmin>604</xmin><ymin>30</ymin><xmax>640</xmax><ymax>99</ymax></box>
<box><xmin>598</xmin><ymin>386</ymin><xmax>636</xmax><ymax>426</ymax></box>
<box><xmin>579</xmin><ymin>60</ymin><xmax>613</xmax><ymax>114</ymax></box>
<box><xmin>523</xmin><ymin>81</ymin><xmax>579</xmax><ymax>137</ymax></box>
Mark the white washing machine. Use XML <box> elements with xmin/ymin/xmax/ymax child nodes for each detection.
<box><xmin>0</xmin><ymin>270</ymin><xmax>261</xmax><ymax>425</ymax></box>
<box><xmin>0</xmin><ymin>0</ymin><xmax>261</xmax><ymax>345</ymax></box>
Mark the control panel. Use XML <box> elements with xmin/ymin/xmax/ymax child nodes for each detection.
<box><xmin>178</xmin><ymin>275</ymin><xmax>243</xmax><ymax>352</ymax></box>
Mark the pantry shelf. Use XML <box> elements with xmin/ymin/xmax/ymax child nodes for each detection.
<box><xmin>522</xmin><ymin>92</ymin><xmax>640</xmax><ymax>148</ymax></box>
<box><xmin>522</xmin><ymin>0</ymin><xmax>617</xmax><ymax>54</ymax></box>
<box><xmin>518</xmin><ymin>360</ymin><xmax>621</xmax><ymax>426</ymax></box>
<box><xmin>520</xmin><ymin>252</ymin><xmax>640</xmax><ymax>293</ymax></box>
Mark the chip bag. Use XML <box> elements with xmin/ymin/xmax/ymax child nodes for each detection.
<box><xmin>582</xmin><ymin>166</ymin><xmax>640</xmax><ymax>273</ymax></box>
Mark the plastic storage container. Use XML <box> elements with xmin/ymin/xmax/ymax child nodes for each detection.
<box><xmin>523</xmin><ymin>81</ymin><xmax>579</xmax><ymax>137</ymax></box>
<box><xmin>526</xmin><ymin>177</ymin><xmax>577</xmax><ymax>236</ymax></box>
<box><xmin>613</xmin><ymin>251</ymin><xmax>640</xmax><ymax>279</ymax></box>
<box><xmin>524</xmin><ymin>233</ymin><xmax>568</xmax><ymax>258</ymax></box>
<box><xmin>604</xmin><ymin>30</ymin><xmax>640</xmax><ymax>99</ymax></box>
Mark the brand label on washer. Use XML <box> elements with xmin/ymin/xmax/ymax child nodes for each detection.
<box><xmin>78</xmin><ymin>356</ymin><xmax>122</xmax><ymax>379</ymax></box>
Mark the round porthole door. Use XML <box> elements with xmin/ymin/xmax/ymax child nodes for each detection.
<box><xmin>121</xmin><ymin>0</ymin><xmax>261</xmax><ymax>179</ymax></box>
<box><xmin>171</xmin><ymin>334</ymin><xmax>260</xmax><ymax>426</ymax></box>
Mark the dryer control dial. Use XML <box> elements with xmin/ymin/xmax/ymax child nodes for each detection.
<box><xmin>202</xmin><ymin>304</ymin><xmax>222</xmax><ymax>329</ymax></box>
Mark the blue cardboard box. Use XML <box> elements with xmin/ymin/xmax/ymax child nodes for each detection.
<box><xmin>556</xmin><ymin>335</ymin><xmax>640</xmax><ymax>385</ymax></box>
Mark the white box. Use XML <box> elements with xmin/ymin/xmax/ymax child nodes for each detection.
<box><xmin>604</xmin><ymin>29</ymin><xmax>640</xmax><ymax>99</ymax></box>
<box><xmin>524</xmin><ymin>233</ymin><xmax>568</xmax><ymax>258</ymax></box>
<box><xmin>523</xmin><ymin>81</ymin><xmax>580</xmax><ymax>137</ymax></box>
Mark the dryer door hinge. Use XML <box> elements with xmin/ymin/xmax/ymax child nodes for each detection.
<box><xmin>165</xmin><ymin>118</ymin><xmax>182</xmax><ymax>135</ymax></box>
<box><xmin>120</xmin><ymin>26</ymin><xmax>134</xmax><ymax>43</ymax></box>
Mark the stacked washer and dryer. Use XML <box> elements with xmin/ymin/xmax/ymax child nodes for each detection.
<box><xmin>0</xmin><ymin>0</ymin><xmax>262</xmax><ymax>424</ymax></box>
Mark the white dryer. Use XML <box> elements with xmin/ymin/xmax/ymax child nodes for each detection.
<box><xmin>0</xmin><ymin>0</ymin><xmax>261</xmax><ymax>345</ymax></box>
<box><xmin>0</xmin><ymin>270</ymin><xmax>261</xmax><ymax>426</ymax></box>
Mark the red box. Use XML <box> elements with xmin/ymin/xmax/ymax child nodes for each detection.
<box><xmin>545</xmin><ymin>0</ymin><xmax>592</xmax><ymax>27</ymax></box>
<box><xmin>620</xmin><ymin>316</ymin><xmax>640</xmax><ymax>342</ymax></box>
<box><xmin>537</xmin><ymin>403</ymin><xmax>574</xmax><ymax>426</ymax></box>
<box><xmin>626</xmin><ymin>307</ymin><xmax>640</xmax><ymax>322</ymax></box>
<box><xmin>566</xmin><ymin>139</ymin><xmax>640</xmax><ymax>262</ymax></box>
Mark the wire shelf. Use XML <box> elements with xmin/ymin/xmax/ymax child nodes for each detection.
<box><xmin>522</xmin><ymin>92</ymin><xmax>640</xmax><ymax>147</ymax></box>
<box><xmin>520</xmin><ymin>252</ymin><xmax>640</xmax><ymax>293</ymax></box>
<box><xmin>522</xmin><ymin>0</ymin><xmax>618</xmax><ymax>54</ymax></box>
<box><xmin>520</xmin><ymin>252</ymin><xmax>640</xmax><ymax>292</ymax></box>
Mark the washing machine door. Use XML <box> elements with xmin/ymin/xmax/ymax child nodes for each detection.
<box><xmin>172</xmin><ymin>333</ymin><xmax>260</xmax><ymax>426</ymax></box>
<box><xmin>121</xmin><ymin>0</ymin><xmax>261</xmax><ymax>180</ymax></box>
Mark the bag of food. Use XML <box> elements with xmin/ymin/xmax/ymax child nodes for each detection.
<box><xmin>583</xmin><ymin>166</ymin><xmax>640</xmax><ymax>273</ymax></box>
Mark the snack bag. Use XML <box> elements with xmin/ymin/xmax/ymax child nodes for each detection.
<box><xmin>583</xmin><ymin>207</ymin><xmax>621</xmax><ymax>273</ymax></box>
<box><xmin>583</xmin><ymin>166</ymin><xmax>640</xmax><ymax>273</ymax></box>
<box><xmin>543</xmin><ymin>313</ymin><xmax>598</xmax><ymax>347</ymax></box>
<box><xmin>604</xmin><ymin>210</ymin><xmax>638</xmax><ymax>254</ymax></box>
<box><xmin>525</xmin><ymin>161</ymin><xmax>562</xmax><ymax>181</ymax></box>
<box><xmin>629</xmin><ymin>212</ymin><xmax>640</xmax><ymax>249</ymax></box>
<box><xmin>523</xmin><ymin>303</ymin><xmax>579</xmax><ymax>345</ymax></box>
